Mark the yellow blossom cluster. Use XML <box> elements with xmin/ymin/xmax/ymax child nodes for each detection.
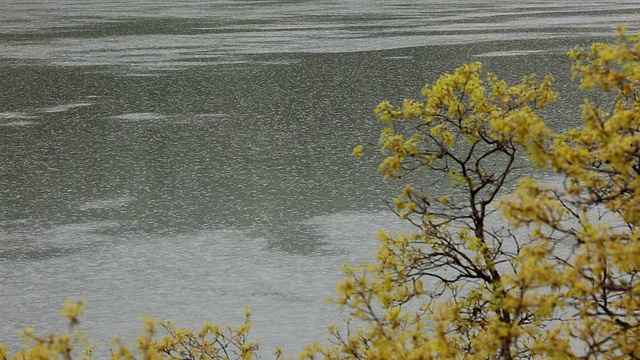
<box><xmin>1</xmin><ymin>301</ymin><xmax>276</xmax><ymax>360</ymax></box>
<box><xmin>337</xmin><ymin>29</ymin><xmax>640</xmax><ymax>359</ymax></box>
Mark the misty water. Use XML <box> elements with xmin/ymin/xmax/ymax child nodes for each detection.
<box><xmin>1</xmin><ymin>1</ymin><xmax>640</xmax><ymax>357</ymax></box>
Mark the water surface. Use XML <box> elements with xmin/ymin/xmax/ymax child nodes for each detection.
<box><xmin>1</xmin><ymin>1</ymin><xmax>639</xmax><ymax>356</ymax></box>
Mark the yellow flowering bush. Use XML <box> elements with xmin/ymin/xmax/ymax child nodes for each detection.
<box><xmin>3</xmin><ymin>29</ymin><xmax>640</xmax><ymax>360</ymax></box>
<box><xmin>1</xmin><ymin>301</ymin><xmax>277</xmax><ymax>360</ymax></box>
<box><xmin>314</xmin><ymin>29</ymin><xmax>640</xmax><ymax>359</ymax></box>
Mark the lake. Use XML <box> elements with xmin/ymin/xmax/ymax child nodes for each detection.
<box><xmin>1</xmin><ymin>0</ymin><xmax>639</xmax><ymax>357</ymax></box>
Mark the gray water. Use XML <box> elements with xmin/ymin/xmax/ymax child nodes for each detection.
<box><xmin>1</xmin><ymin>1</ymin><xmax>639</xmax><ymax>357</ymax></box>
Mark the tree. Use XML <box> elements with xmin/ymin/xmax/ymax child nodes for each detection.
<box><xmin>307</xmin><ymin>29</ymin><xmax>640</xmax><ymax>359</ymax></box>
<box><xmin>2</xmin><ymin>29</ymin><xmax>640</xmax><ymax>360</ymax></box>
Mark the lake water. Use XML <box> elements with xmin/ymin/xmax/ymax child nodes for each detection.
<box><xmin>1</xmin><ymin>1</ymin><xmax>640</xmax><ymax>357</ymax></box>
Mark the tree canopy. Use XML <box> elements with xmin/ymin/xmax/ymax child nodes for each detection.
<box><xmin>3</xmin><ymin>29</ymin><xmax>640</xmax><ymax>360</ymax></box>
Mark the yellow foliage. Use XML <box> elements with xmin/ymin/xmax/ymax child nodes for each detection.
<box><xmin>318</xmin><ymin>28</ymin><xmax>640</xmax><ymax>359</ymax></box>
<box><xmin>1</xmin><ymin>300</ymin><xmax>271</xmax><ymax>360</ymax></box>
<box><xmin>351</xmin><ymin>145</ymin><xmax>364</xmax><ymax>160</ymax></box>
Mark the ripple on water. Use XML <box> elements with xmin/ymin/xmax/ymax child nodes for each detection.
<box><xmin>474</xmin><ymin>49</ymin><xmax>548</xmax><ymax>57</ymax></box>
<box><xmin>0</xmin><ymin>112</ymin><xmax>38</xmax><ymax>119</ymax></box>
<box><xmin>0</xmin><ymin>120</ymin><xmax>36</xmax><ymax>127</ymax></box>
<box><xmin>0</xmin><ymin>112</ymin><xmax>39</xmax><ymax>126</ymax></box>
<box><xmin>1</xmin><ymin>1</ymin><xmax>638</xmax><ymax>69</ymax></box>
<box><xmin>111</xmin><ymin>112</ymin><xmax>166</xmax><ymax>121</ymax></box>
<box><xmin>40</xmin><ymin>103</ymin><xmax>94</xmax><ymax>113</ymax></box>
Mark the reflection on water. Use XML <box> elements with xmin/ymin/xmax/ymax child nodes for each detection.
<box><xmin>1</xmin><ymin>0</ymin><xmax>639</xmax><ymax>357</ymax></box>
